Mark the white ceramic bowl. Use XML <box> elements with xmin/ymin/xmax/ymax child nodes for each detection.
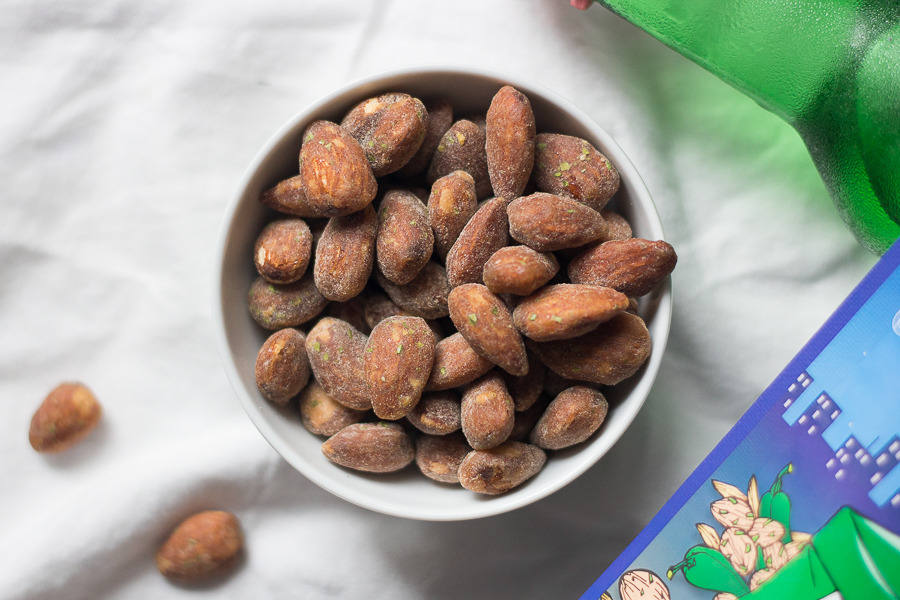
<box><xmin>213</xmin><ymin>67</ymin><xmax>672</xmax><ymax>520</ymax></box>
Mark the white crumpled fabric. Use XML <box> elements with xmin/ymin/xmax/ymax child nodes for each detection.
<box><xmin>0</xmin><ymin>1</ymin><xmax>877</xmax><ymax>598</ymax></box>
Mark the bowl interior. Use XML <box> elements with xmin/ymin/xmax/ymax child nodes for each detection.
<box><xmin>214</xmin><ymin>68</ymin><xmax>671</xmax><ymax>520</ymax></box>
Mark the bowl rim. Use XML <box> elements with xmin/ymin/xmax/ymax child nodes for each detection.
<box><xmin>212</xmin><ymin>65</ymin><xmax>672</xmax><ymax>520</ymax></box>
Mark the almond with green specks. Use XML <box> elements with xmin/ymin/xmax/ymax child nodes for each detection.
<box><xmin>533</xmin><ymin>133</ymin><xmax>619</xmax><ymax>211</ymax></box>
<box><xmin>425</xmin><ymin>332</ymin><xmax>494</xmax><ymax>391</ymax></box>
<box><xmin>29</xmin><ymin>382</ymin><xmax>102</xmax><ymax>453</ymax></box>
<box><xmin>248</xmin><ymin>272</ymin><xmax>329</xmax><ymax>330</ymax></box>
<box><xmin>299</xmin><ymin>120</ymin><xmax>377</xmax><ymax>217</ymax></box>
<box><xmin>306</xmin><ymin>317</ymin><xmax>371</xmax><ymax>410</ymax></box>
<box><xmin>321</xmin><ymin>422</ymin><xmax>415</xmax><ymax>472</ymax></box>
<box><xmin>340</xmin><ymin>93</ymin><xmax>428</xmax><ymax>176</ymax></box>
<box><xmin>513</xmin><ymin>284</ymin><xmax>629</xmax><ymax>341</ymax></box>
<box><xmin>448</xmin><ymin>284</ymin><xmax>528</xmax><ymax>376</ymax></box>
<box><xmin>364</xmin><ymin>316</ymin><xmax>436</xmax><ymax>420</ymax></box>
<box><xmin>156</xmin><ymin>511</ymin><xmax>243</xmax><ymax>581</ymax></box>
<box><xmin>427</xmin><ymin>120</ymin><xmax>492</xmax><ymax>199</ymax></box>
<box><xmin>298</xmin><ymin>380</ymin><xmax>366</xmax><ymax>436</ymax></box>
<box><xmin>486</xmin><ymin>85</ymin><xmax>535</xmax><ymax>200</ymax></box>
<box><xmin>255</xmin><ymin>328</ymin><xmax>310</xmax><ymax>405</ymax></box>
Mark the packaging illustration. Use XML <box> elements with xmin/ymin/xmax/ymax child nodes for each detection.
<box><xmin>582</xmin><ymin>241</ymin><xmax>900</xmax><ymax>600</ymax></box>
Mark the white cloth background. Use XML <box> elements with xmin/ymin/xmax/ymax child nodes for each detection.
<box><xmin>0</xmin><ymin>1</ymin><xmax>878</xmax><ymax>598</ymax></box>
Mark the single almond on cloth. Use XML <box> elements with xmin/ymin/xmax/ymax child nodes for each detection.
<box><xmin>156</xmin><ymin>511</ymin><xmax>243</xmax><ymax>581</ymax></box>
<box><xmin>29</xmin><ymin>382</ymin><xmax>102</xmax><ymax>453</ymax></box>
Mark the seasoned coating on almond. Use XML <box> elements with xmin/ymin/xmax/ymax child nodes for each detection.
<box><xmin>508</xmin><ymin>395</ymin><xmax>550</xmax><ymax>442</ymax></box>
<box><xmin>299</xmin><ymin>120</ymin><xmax>378</xmax><ymax>216</ymax></box>
<box><xmin>428</xmin><ymin>170</ymin><xmax>477</xmax><ymax>259</ymax></box>
<box><xmin>156</xmin><ymin>511</ymin><xmax>243</xmax><ymax>581</ymax></box>
<box><xmin>364</xmin><ymin>316</ymin><xmax>436</xmax><ymax>420</ymax></box>
<box><xmin>376</xmin><ymin>261</ymin><xmax>450</xmax><ymax>320</ymax></box>
<box><xmin>248</xmin><ymin>272</ymin><xmax>329</xmax><ymax>330</ymax></box>
<box><xmin>445</xmin><ymin>197</ymin><xmax>510</xmax><ymax>287</ymax></box>
<box><xmin>486</xmin><ymin>85</ymin><xmax>535</xmax><ymax>200</ymax></box>
<box><xmin>341</xmin><ymin>93</ymin><xmax>428</xmax><ymax>177</ymax></box>
<box><xmin>531</xmin><ymin>386</ymin><xmax>608</xmax><ymax>450</ymax></box>
<box><xmin>502</xmin><ymin>349</ymin><xmax>545</xmax><ymax>411</ymax></box>
<box><xmin>427</xmin><ymin>120</ymin><xmax>492</xmax><ymax>199</ymax></box>
<box><xmin>321</xmin><ymin>422</ymin><xmax>414</xmax><ymax>473</ymax></box>
<box><xmin>406</xmin><ymin>391</ymin><xmax>461</xmax><ymax>435</ymax></box>
<box><xmin>306</xmin><ymin>317</ymin><xmax>371</xmax><ymax>410</ymax></box>
<box><xmin>29</xmin><ymin>383</ymin><xmax>102</xmax><ymax>453</ymax></box>
<box><xmin>527</xmin><ymin>312</ymin><xmax>651</xmax><ymax>385</ymax></box>
<box><xmin>416</xmin><ymin>431</ymin><xmax>471</xmax><ymax>484</ymax></box>
<box><xmin>299</xmin><ymin>380</ymin><xmax>366</xmax><ymax>436</ymax></box>
<box><xmin>398</xmin><ymin>99</ymin><xmax>454</xmax><ymax>177</ymax></box>
<box><xmin>568</xmin><ymin>238</ymin><xmax>677</xmax><ymax>297</ymax></box>
<box><xmin>600</xmin><ymin>208</ymin><xmax>632</xmax><ymax>241</ymax></box>
<box><xmin>425</xmin><ymin>332</ymin><xmax>494</xmax><ymax>391</ymax></box>
<box><xmin>513</xmin><ymin>284</ymin><xmax>630</xmax><ymax>342</ymax></box>
<box><xmin>260</xmin><ymin>174</ymin><xmax>326</xmax><ymax>218</ymax></box>
<box><xmin>255</xmin><ymin>329</ymin><xmax>310</xmax><ymax>405</ymax></box>
<box><xmin>254</xmin><ymin>218</ymin><xmax>312</xmax><ymax>285</ymax></box>
<box><xmin>482</xmin><ymin>246</ymin><xmax>559</xmax><ymax>296</ymax></box>
<box><xmin>376</xmin><ymin>190</ymin><xmax>433</xmax><ymax>285</ymax></box>
<box><xmin>508</xmin><ymin>193</ymin><xmax>608</xmax><ymax>251</ymax></box>
<box><xmin>458</xmin><ymin>442</ymin><xmax>546</xmax><ymax>495</ymax></box>
<box><xmin>533</xmin><ymin>133</ymin><xmax>619</xmax><ymax>211</ymax></box>
<box><xmin>327</xmin><ymin>295</ymin><xmax>370</xmax><ymax>335</ymax></box>
<box><xmin>448</xmin><ymin>284</ymin><xmax>528</xmax><ymax>376</ymax></box>
<box><xmin>461</xmin><ymin>372</ymin><xmax>515</xmax><ymax>450</ymax></box>
<box><xmin>314</xmin><ymin>205</ymin><xmax>378</xmax><ymax>301</ymax></box>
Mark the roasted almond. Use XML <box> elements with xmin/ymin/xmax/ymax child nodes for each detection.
<box><xmin>376</xmin><ymin>189</ymin><xmax>433</xmax><ymax>285</ymax></box>
<box><xmin>364</xmin><ymin>316</ymin><xmax>436</xmax><ymax>420</ymax></box>
<box><xmin>314</xmin><ymin>205</ymin><xmax>378</xmax><ymax>301</ymax></box>
<box><xmin>460</xmin><ymin>372</ymin><xmax>515</xmax><ymax>450</ymax></box>
<box><xmin>341</xmin><ymin>93</ymin><xmax>428</xmax><ymax>176</ymax></box>
<box><xmin>508</xmin><ymin>193</ymin><xmax>608</xmax><ymax>251</ymax></box>
<box><xmin>527</xmin><ymin>312</ymin><xmax>651</xmax><ymax>385</ymax></box>
<box><xmin>321</xmin><ymin>422</ymin><xmax>415</xmax><ymax>473</ymax></box>
<box><xmin>530</xmin><ymin>386</ymin><xmax>608</xmax><ymax>450</ymax></box>
<box><xmin>568</xmin><ymin>238</ymin><xmax>677</xmax><ymax>297</ymax></box>
<box><xmin>482</xmin><ymin>245</ymin><xmax>558</xmax><ymax>296</ymax></box>
<box><xmin>247</xmin><ymin>272</ymin><xmax>329</xmax><ymax>330</ymax></box>
<box><xmin>428</xmin><ymin>170</ymin><xmax>477</xmax><ymax>259</ymax></box>
<box><xmin>306</xmin><ymin>317</ymin><xmax>371</xmax><ymax>410</ymax></box>
<box><xmin>513</xmin><ymin>284</ymin><xmax>629</xmax><ymax>341</ymax></box>
<box><xmin>458</xmin><ymin>442</ymin><xmax>546</xmax><ymax>495</ymax></box>
<box><xmin>486</xmin><ymin>85</ymin><xmax>535</xmax><ymax>199</ymax></box>
<box><xmin>299</xmin><ymin>120</ymin><xmax>378</xmax><ymax>217</ymax></box>
<box><xmin>255</xmin><ymin>328</ymin><xmax>310</xmax><ymax>405</ymax></box>
<box><xmin>425</xmin><ymin>332</ymin><xmax>494</xmax><ymax>391</ymax></box>
<box><xmin>445</xmin><ymin>197</ymin><xmax>510</xmax><ymax>287</ymax></box>
<box><xmin>427</xmin><ymin>120</ymin><xmax>492</xmax><ymax>199</ymax></box>
<box><xmin>448</xmin><ymin>283</ymin><xmax>528</xmax><ymax>376</ymax></box>
<box><xmin>29</xmin><ymin>383</ymin><xmax>102</xmax><ymax>453</ymax></box>
<box><xmin>533</xmin><ymin>133</ymin><xmax>619</xmax><ymax>211</ymax></box>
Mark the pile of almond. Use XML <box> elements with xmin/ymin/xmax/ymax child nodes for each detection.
<box><xmin>248</xmin><ymin>85</ymin><xmax>676</xmax><ymax>495</ymax></box>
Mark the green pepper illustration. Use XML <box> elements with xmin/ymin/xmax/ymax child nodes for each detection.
<box><xmin>759</xmin><ymin>463</ymin><xmax>793</xmax><ymax>543</ymax></box>
<box><xmin>667</xmin><ymin>545</ymin><xmax>751</xmax><ymax>597</ymax></box>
